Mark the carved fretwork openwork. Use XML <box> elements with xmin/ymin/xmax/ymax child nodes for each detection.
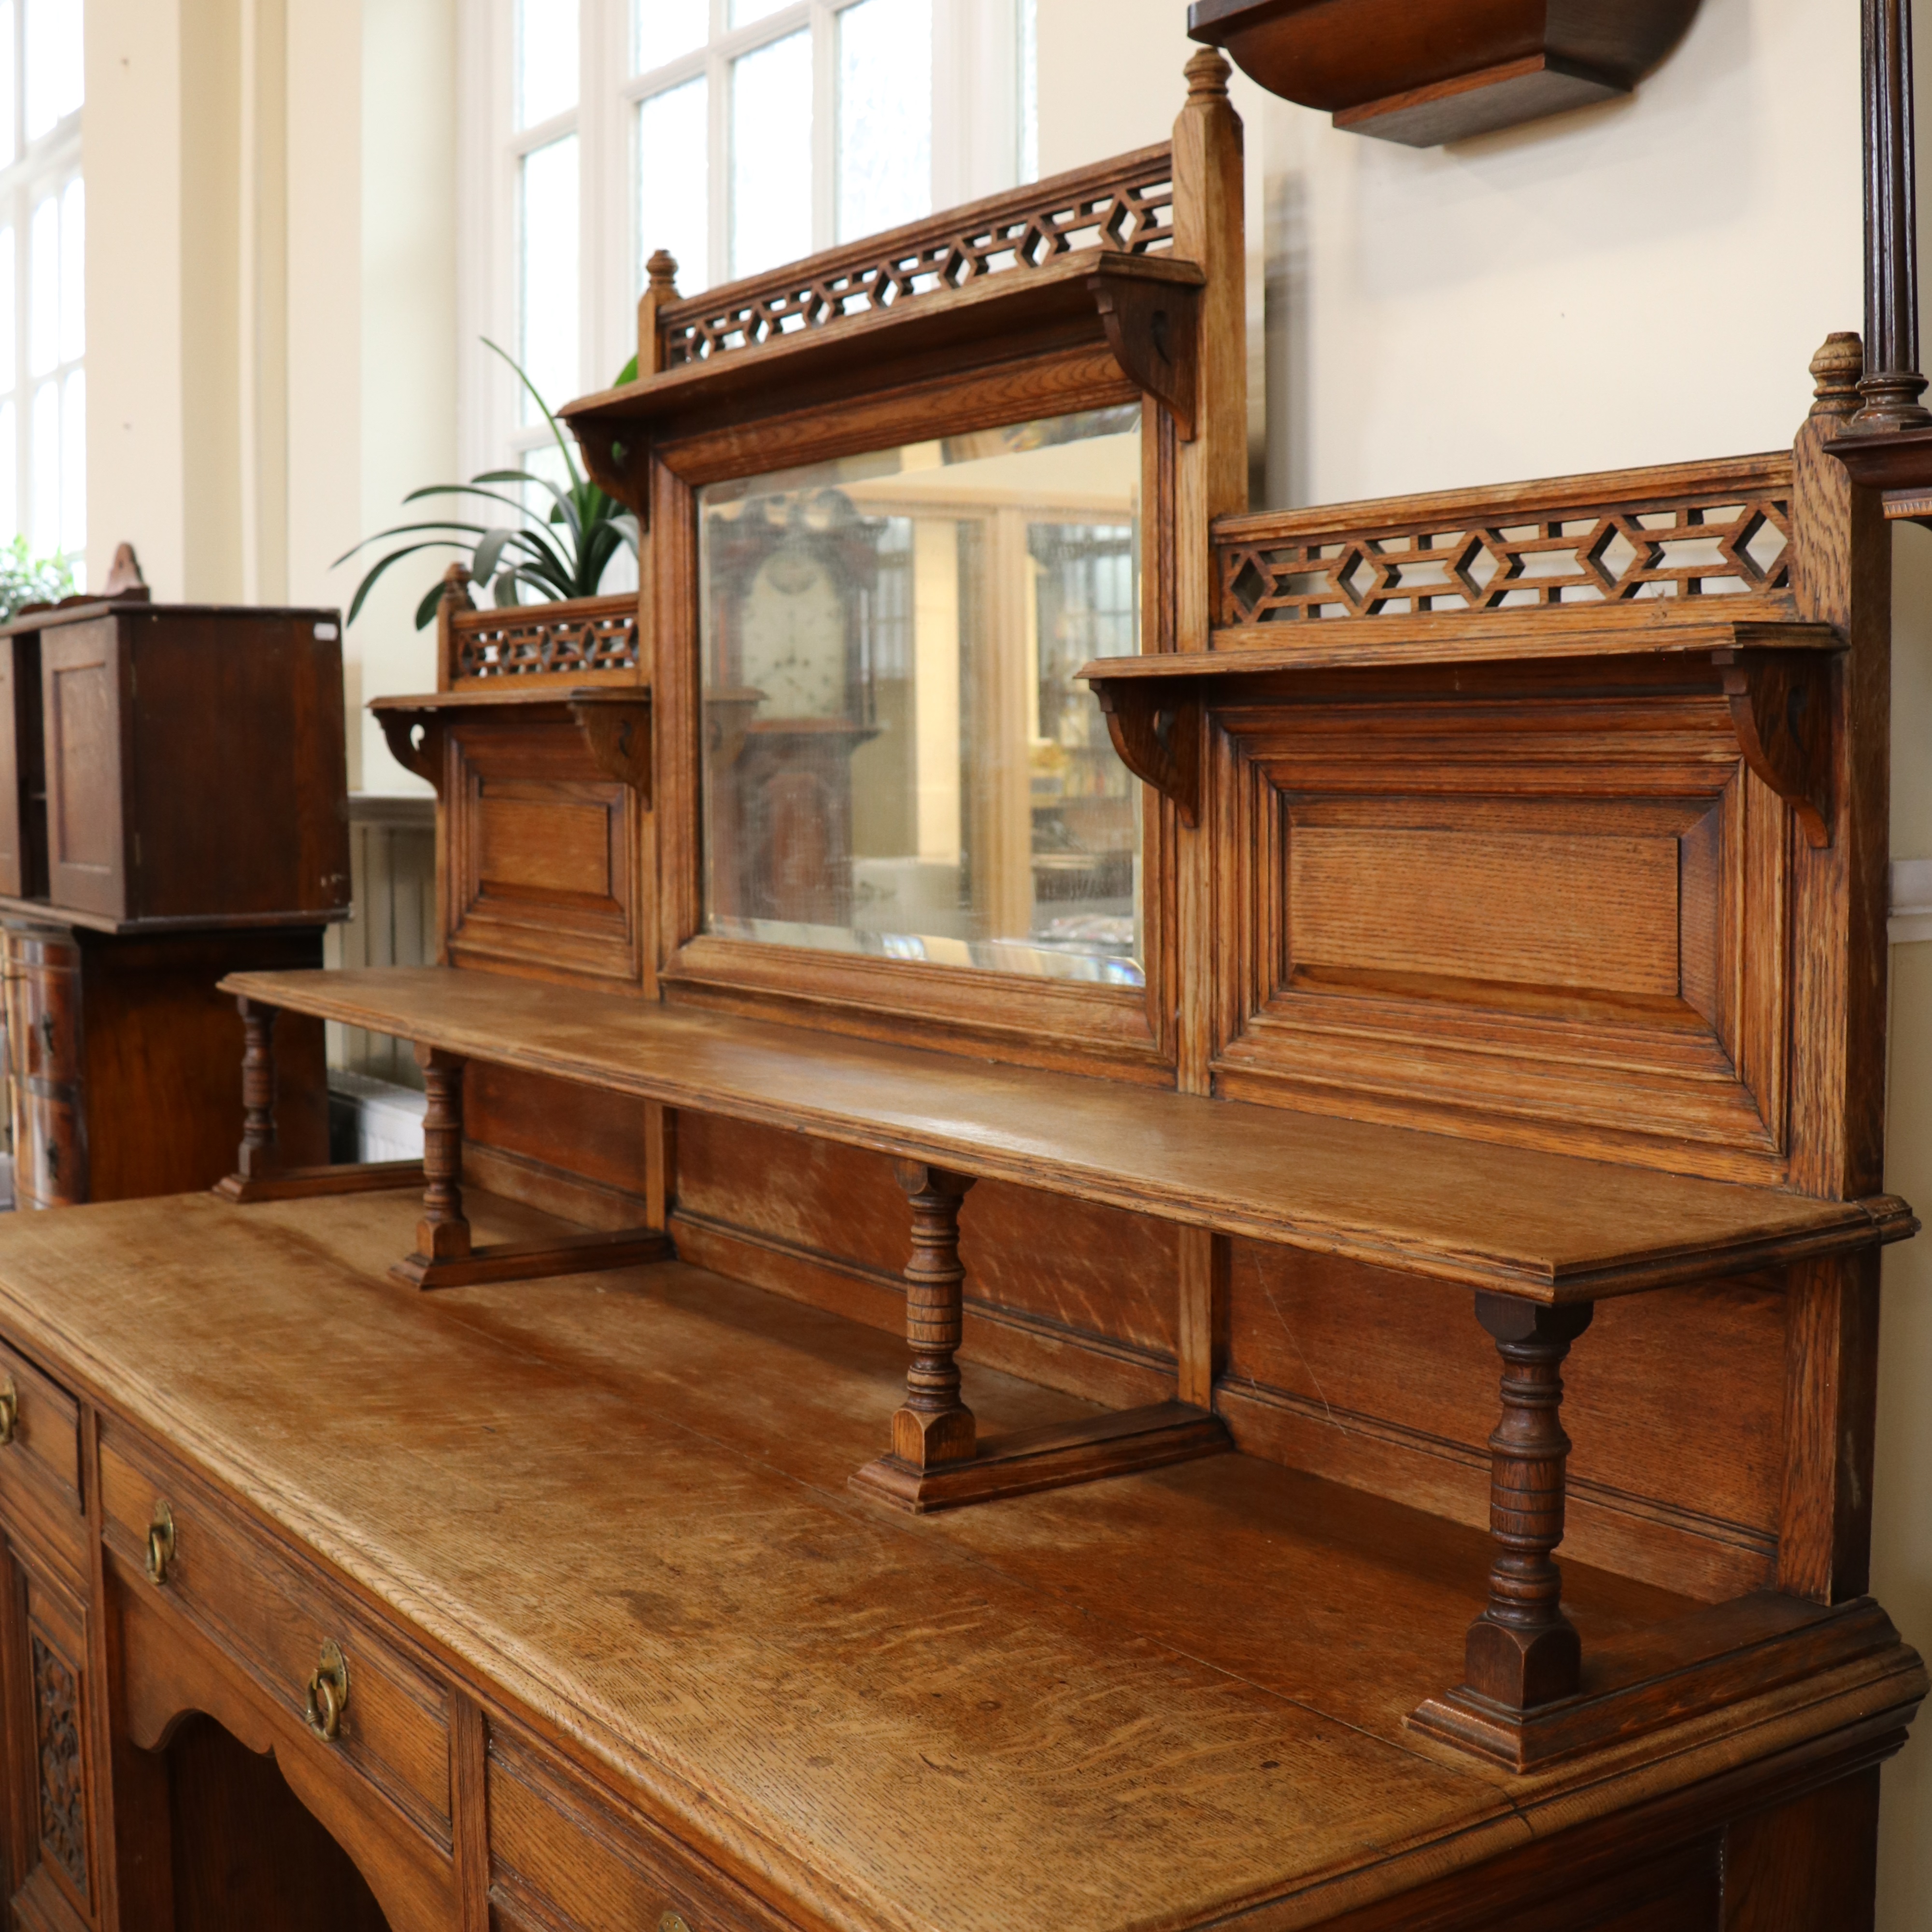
<box><xmin>449</xmin><ymin>596</ymin><xmax>640</xmax><ymax>682</ymax></box>
<box><xmin>1217</xmin><ymin>467</ymin><xmax>1795</xmax><ymax>627</ymax></box>
<box><xmin>31</xmin><ymin>1632</ymin><xmax>86</xmax><ymax>1899</ymax></box>
<box><xmin>657</xmin><ymin>145</ymin><xmax>1176</xmax><ymax>367</ymax></box>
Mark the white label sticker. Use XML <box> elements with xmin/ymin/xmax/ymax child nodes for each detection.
<box><xmin>314</xmin><ymin>622</ymin><xmax>340</xmax><ymax>640</ymax></box>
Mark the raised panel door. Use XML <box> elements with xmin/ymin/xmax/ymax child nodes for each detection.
<box><xmin>40</xmin><ymin>625</ymin><xmax>127</xmax><ymax>922</ymax></box>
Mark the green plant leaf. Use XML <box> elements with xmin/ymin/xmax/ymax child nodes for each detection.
<box><xmin>345</xmin><ymin>540</ymin><xmax>471</xmax><ymax>624</ymax></box>
<box><xmin>413</xmin><ymin>576</ymin><xmax>453</xmax><ymax>631</ymax></box>
<box><xmin>482</xmin><ymin>336</ymin><xmax>584</xmax><ymax>491</ymax></box>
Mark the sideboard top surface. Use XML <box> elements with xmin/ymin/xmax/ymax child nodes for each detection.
<box><xmin>0</xmin><ymin>1187</ymin><xmax>1915</xmax><ymax>1932</ymax></box>
<box><xmin>222</xmin><ymin>966</ymin><xmax>1911</xmax><ymax>1302</ymax></box>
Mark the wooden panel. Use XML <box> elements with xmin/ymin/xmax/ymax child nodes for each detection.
<box><xmin>0</xmin><ymin>638</ymin><xmax>31</xmax><ymax>900</ymax></box>
<box><xmin>121</xmin><ymin>608</ymin><xmax>351</xmax><ymax>922</ymax></box>
<box><xmin>1721</xmin><ymin>1766</ymin><xmax>1879</xmax><ymax>1930</ymax></box>
<box><xmin>445</xmin><ymin>717</ymin><xmax>643</xmax><ymax>990</ymax></box>
<box><xmin>1212</xmin><ymin>689</ymin><xmax>1793</xmax><ymax>1181</ymax></box>
<box><xmin>1289</xmin><ymin>825</ymin><xmax>1680</xmax><ymax>996</ymax></box>
<box><xmin>1221</xmin><ymin>1246</ymin><xmax>1784</xmax><ymax>1601</ymax></box>
<box><xmin>464</xmin><ymin>1062</ymin><xmax>652</xmax><ymax>1206</ymax></box>
<box><xmin>40</xmin><ymin>623</ymin><xmax>124</xmax><ymax>921</ymax></box>
<box><xmin>675</xmin><ymin>1113</ymin><xmax>1180</xmax><ymax>1360</ymax></box>
<box><xmin>487</xmin><ymin>1726</ymin><xmax>781</xmax><ymax>1932</ymax></box>
<box><xmin>98</xmin><ymin>1423</ymin><xmax>451</xmax><ymax>1845</ymax></box>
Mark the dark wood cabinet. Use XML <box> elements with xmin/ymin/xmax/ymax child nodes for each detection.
<box><xmin>0</xmin><ymin>600</ymin><xmax>348</xmax><ymax>1209</ymax></box>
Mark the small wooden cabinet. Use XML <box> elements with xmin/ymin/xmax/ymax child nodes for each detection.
<box><xmin>0</xmin><ymin>600</ymin><xmax>348</xmax><ymax>1209</ymax></box>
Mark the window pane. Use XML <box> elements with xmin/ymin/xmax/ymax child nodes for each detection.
<box><xmin>1018</xmin><ymin>0</ymin><xmax>1037</xmax><ymax>182</ymax></box>
<box><xmin>636</xmin><ymin>0</ymin><xmax>706</xmax><ymax>73</ymax></box>
<box><xmin>515</xmin><ymin>0</ymin><xmax>577</xmax><ymax>129</ymax></box>
<box><xmin>730</xmin><ymin>30</ymin><xmax>810</xmax><ymax>279</ymax></box>
<box><xmin>59</xmin><ymin>364</ymin><xmax>79</xmax><ymax>556</ymax></box>
<box><xmin>518</xmin><ymin>135</ymin><xmax>579</xmax><ymax>421</ymax></box>
<box><xmin>23</xmin><ymin>0</ymin><xmax>81</xmax><ymax>141</ymax></box>
<box><xmin>729</xmin><ymin>0</ymin><xmax>792</xmax><ymax>25</ymax></box>
<box><xmin>28</xmin><ymin>192</ymin><xmax>55</xmax><ymax>378</ymax></box>
<box><xmin>639</xmin><ymin>77</ymin><xmax>707</xmax><ymax>297</ymax></box>
<box><xmin>30</xmin><ymin>375</ymin><xmax>55</xmax><ymax>551</ymax></box>
<box><xmin>0</xmin><ymin>399</ymin><xmax>15</xmax><ymax>541</ymax></box>
<box><xmin>58</xmin><ymin>176</ymin><xmax>80</xmax><ymax>362</ymax></box>
<box><xmin>699</xmin><ymin>407</ymin><xmax>1145</xmax><ymax>984</ymax></box>
<box><xmin>837</xmin><ymin>0</ymin><xmax>930</xmax><ymax>242</ymax></box>
<box><xmin>0</xmin><ymin>4</ymin><xmax>17</xmax><ymax>166</ymax></box>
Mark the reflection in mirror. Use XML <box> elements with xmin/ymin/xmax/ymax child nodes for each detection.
<box><xmin>699</xmin><ymin>407</ymin><xmax>1144</xmax><ymax>985</ymax></box>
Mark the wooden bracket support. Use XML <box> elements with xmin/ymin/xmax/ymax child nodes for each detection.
<box><xmin>851</xmin><ymin>1162</ymin><xmax>1230</xmax><ymax>1512</ymax></box>
<box><xmin>1090</xmin><ymin>685</ymin><xmax>1204</xmax><ymax>827</ymax></box>
<box><xmin>567</xmin><ymin>694</ymin><xmax>653</xmax><ymax>801</ymax></box>
<box><xmin>573</xmin><ymin>423</ymin><xmax>651</xmax><ymax>526</ymax></box>
<box><xmin>1089</xmin><ymin>263</ymin><xmax>1201</xmax><ymax>442</ymax></box>
<box><xmin>1716</xmin><ymin>651</ymin><xmax>1833</xmax><ymax>848</ymax></box>
<box><xmin>376</xmin><ymin>709</ymin><xmax>445</xmax><ymax>795</ymax></box>
<box><xmin>390</xmin><ymin>1044</ymin><xmax>671</xmax><ymax>1290</ymax></box>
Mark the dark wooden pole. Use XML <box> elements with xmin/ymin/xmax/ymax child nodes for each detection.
<box><xmin>235</xmin><ymin>998</ymin><xmax>279</xmax><ymax>1181</ymax></box>
<box><xmin>1463</xmin><ymin>1293</ymin><xmax>1595</xmax><ymax>1711</ymax></box>
<box><xmin>890</xmin><ymin>1162</ymin><xmax>978</xmax><ymax>1470</ymax></box>
<box><xmin>1854</xmin><ymin>0</ymin><xmax>1932</xmax><ymax>429</ymax></box>
<box><xmin>412</xmin><ymin>1045</ymin><xmax>471</xmax><ymax>1264</ymax></box>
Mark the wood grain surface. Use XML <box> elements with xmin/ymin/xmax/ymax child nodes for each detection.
<box><xmin>0</xmin><ymin>1189</ymin><xmax>1919</xmax><ymax>1932</ymax></box>
<box><xmin>220</xmin><ymin>966</ymin><xmax>1912</xmax><ymax>1302</ymax></box>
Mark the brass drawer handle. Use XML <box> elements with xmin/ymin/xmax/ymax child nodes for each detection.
<box><xmin>146</xmin><ymin>1501</ymin><xmax>175</xmax><ymax>1585</ymax></box>
<box><xmin>305</xmin><ymin>1639</ymin><xmax>349</xmax><ymax>1742</ymax></box>
<box><xmin>0</xmin><ymin>1376</ymin><xmax>16</xmax><ymax>1446</ymax></box>
<box><xmin>659</xmin><ymin>1915</ymin><xmax>693</xmax><ymax>1932</ymax></box>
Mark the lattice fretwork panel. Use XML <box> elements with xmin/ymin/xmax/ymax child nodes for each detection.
<box><xmin>1219</xmin><ymin>491</ymin><xmax>1793</xmax><ymax>627</ymax></box>
<box><xmin>659</xmin><ymin>147</ymin><xmax>1175</xmax><ymax>367</ymax></box>
<box><xmin>451</xmin><ymin>603</ymin><xmax>639</xmax><ymax>682</ymax></box>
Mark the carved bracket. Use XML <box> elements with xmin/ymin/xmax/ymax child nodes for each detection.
<box><xmin>1090</xmin><ymin>682</ymin><xmax>1204</xmax><ymax>827</ymax></box>
<box><xmin>1089</xmin><ymin>267</ymin><xmax>1200</xmax><ymax>442</ymax></box>
<box><xmin>376</xmin><ymin>709</ymin><xmax>445</xmax><ymax>796</ymax></box>
<box><xmin>1716</xmin><ymin>651</ymin><xmax>1833</xmax><ymax>849</ymax></box>
<box><xmin>573</xmin><ymin>422</ymin><xmax>651</xmax><ymax>525</ymax></box>
<box><xmin>568</xmin><ymin>695</ymin><xmax>653</xmax><ymax>802</ymax></box>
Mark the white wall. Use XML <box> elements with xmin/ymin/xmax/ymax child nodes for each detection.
<box><xmin>86</xmin><ymin>0</ymin><xmax>455</xmax><ymax>793</ymax></box>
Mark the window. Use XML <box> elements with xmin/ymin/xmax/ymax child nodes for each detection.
<box><xmin>0</xmin><ymin>0</ymin><xmax>82</xmax><ymax>582</ymax></box>
<box><xmin>461</xmin><ymin>0</ymin><xmax>1034</xmax><ymax>490</ymax></box>
<box><xmin>697</xmin><ymin>407</ymin><xmax>1145</xmax><ymax>984</ymax></box>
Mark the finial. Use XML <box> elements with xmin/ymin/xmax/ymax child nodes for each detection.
<box><xmin>1185</xmin><ymin>48</ymin><xmax>1230</xmax><ymax>98</ymax></box>
<box><xmin>101</xmin><ymin>541</ymin><xmax>146</xmax><ymax>597</ymax></box>
<box><xmin>1809</xmin><ymin>331</ymin><xmax>1864</xmax><ymax>419</ymax></box>
<box><xmin>646</xmin><ymin>249</ymin><xmax>680</xmax><ymax>296</ymax></box>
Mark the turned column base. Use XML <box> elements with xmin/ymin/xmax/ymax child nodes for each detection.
<box><xmin>1464</xmin><ymin>1611</ymin><xmax>1582</xmax><ymax>1711</ymax></box>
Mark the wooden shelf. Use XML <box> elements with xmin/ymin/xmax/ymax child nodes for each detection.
<box><xmin>371</xmin><ymin>687</ymin><xmax>653</xmax><ymax>801</ymax></box>
<box><xmin>218</xmin><ymin>966</ymin><xmax>1912</xmax><ymax>1304</ymax></box>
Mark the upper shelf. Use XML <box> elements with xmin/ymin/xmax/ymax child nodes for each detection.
<box><xmin>220</xmin><ymin>966</ymin><xmax>1913</xmax><ymax>1305</ymax></box>
<box><xmin>370</xmin><ymin>688</ymin><xmax>652</xmax><ymax>802</ymax></box>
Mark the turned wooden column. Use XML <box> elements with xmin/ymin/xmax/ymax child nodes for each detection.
<box><xmin>1464</xmin><ymin>1293</ymin><xmax>1596</xmax><ymax>1711</ymax></box>
<box><xmin>234</xmin><ymin>999</ymin><xmax>280</xmax><ymax>1181</ymax></box>
<box><xmin>890</xmin><ymin>1163</ymin><xmax>977</xmax><ymax>1469</ymax></box>
<box><xmin>1855</xmin><ymin>0</ymin><xmax>1932</xmax><ymax>428</ymax></box>
<box><xmin>412</xmin><ymin>1046</ymin><xmax>471</xmax><ymax>1264</ymax></box>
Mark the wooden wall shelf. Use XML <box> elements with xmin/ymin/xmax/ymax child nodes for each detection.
<box><xmin>219</xmin><ymin>966</ymin><xmax>1913</xmax><ymax>1304</ymax></box>
<box><xmin>372</xmin><ymin>687</ymin><xmax>653</xmax><ymax>804</ymax></box>
<box><xmin>1186</xmin><ymin>0</ymin><xmax>1703</xmax><ymax>147</ymax></box>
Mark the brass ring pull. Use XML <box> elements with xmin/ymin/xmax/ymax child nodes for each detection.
<box><xmin>304</xmin><ymin>1639</ymin><xmax>349</xmax><ymax>1742</ymax></box>
<box><xmin>146</xmin><ymin>1501</ymin><xmax>175</xmax><ymax>1586</ymax></box>
<box><xmin>0</xmin><ymin>1377</ymin><xmax>17</xmax><ymax>1447</ymax></box>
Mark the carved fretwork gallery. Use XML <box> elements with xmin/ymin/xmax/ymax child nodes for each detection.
<box><xmin>0</xmin><ymin>45</ymin><xmax>1919</xmax><ymax>1932</ymax></box>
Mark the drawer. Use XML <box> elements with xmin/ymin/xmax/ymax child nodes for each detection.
<box><xmin>15</xmin><ymin>1089</ymin><xmax>85</xmax><ymax>1208</ymax></box>
<box><xmin>0</xmin><ymin>1337</ymin><xmax>81</xmax><ymax>1511</ymax></box>
<box><xmin>98</xmin><ymin>1421</ymin><xmax>452</xmax><ymax>1847</ymax></box>
<box><xmin>11</xmin><ymin>936</ymin><xmax>81</xmax><ymax>1086</ymax></box>
<box><xmin>488</xmin><ymin>1726</ymin><xmax>788</xmax><ymax>1932</ymax></box>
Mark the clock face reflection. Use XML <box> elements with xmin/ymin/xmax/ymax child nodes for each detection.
<box><xmin>740</xmin><ymin>540</ymin><xmax>848</xmax><ymax>718</ymax></box>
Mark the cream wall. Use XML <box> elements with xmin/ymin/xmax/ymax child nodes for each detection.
<box><xmin>85</xmin><ymin>0</ymin><xmax>455</xmax><ymax>793</ymax></box>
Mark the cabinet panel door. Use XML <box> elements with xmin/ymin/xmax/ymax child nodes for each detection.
<box><xmin>0</xmin><ymin>1538</ymin><xmax>96</xmax><ymax>1930</ymax></box>
<box><xmin>41</xmin><ymin>624</ymin><xmax>127</xmax><ymax>922</ymax></box>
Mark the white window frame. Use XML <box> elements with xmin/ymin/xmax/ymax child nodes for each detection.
<box><xmin>0</xmin><ymin>2</ymin><xmax>82</xmax><ymax>582</ymax></box>
<box><xmin>457</xmin><ymin>0</ymin><xmax>1030</xmax><ymax>484</ymax></box>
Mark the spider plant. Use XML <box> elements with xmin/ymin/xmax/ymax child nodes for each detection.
<box><xmin>336</xmin><ymin>340</ymin><xmax>638</xmax><ymax>629</ymax></box>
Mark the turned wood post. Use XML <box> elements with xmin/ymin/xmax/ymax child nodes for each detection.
<box><xmin>1464</xmin><ymin>1294</ymin><xmax>1595</xmax><ymax>1711</ymax></box>
<box><xmin>1855</xmin><ymin>0</ymin><xmax>1932</xmax><ymax>429</ymax></box>
<box><xmin>413</xmin><ymin>1046</ymin><xmax>471</xmax><ymax>1263</ymax></box>
<box><xmin>890</xmin><ymin>1162</ymin><xmax>977</xmax><ymax>1469</ymax></box>
<box><xmin>235</xmin><ymin>999</ymin><xmax>279</xmax><ymax>1180</ymax></box>
<box><xmin>637</xmin><ymin>249</ymin><xmax>680</xmax><ymax>379</ymax></box>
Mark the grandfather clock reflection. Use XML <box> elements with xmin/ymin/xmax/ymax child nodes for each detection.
<box><xmin>706</xmin><ymin>494</ymin><xmax>880</xmax><ymax>927</ymax></box>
